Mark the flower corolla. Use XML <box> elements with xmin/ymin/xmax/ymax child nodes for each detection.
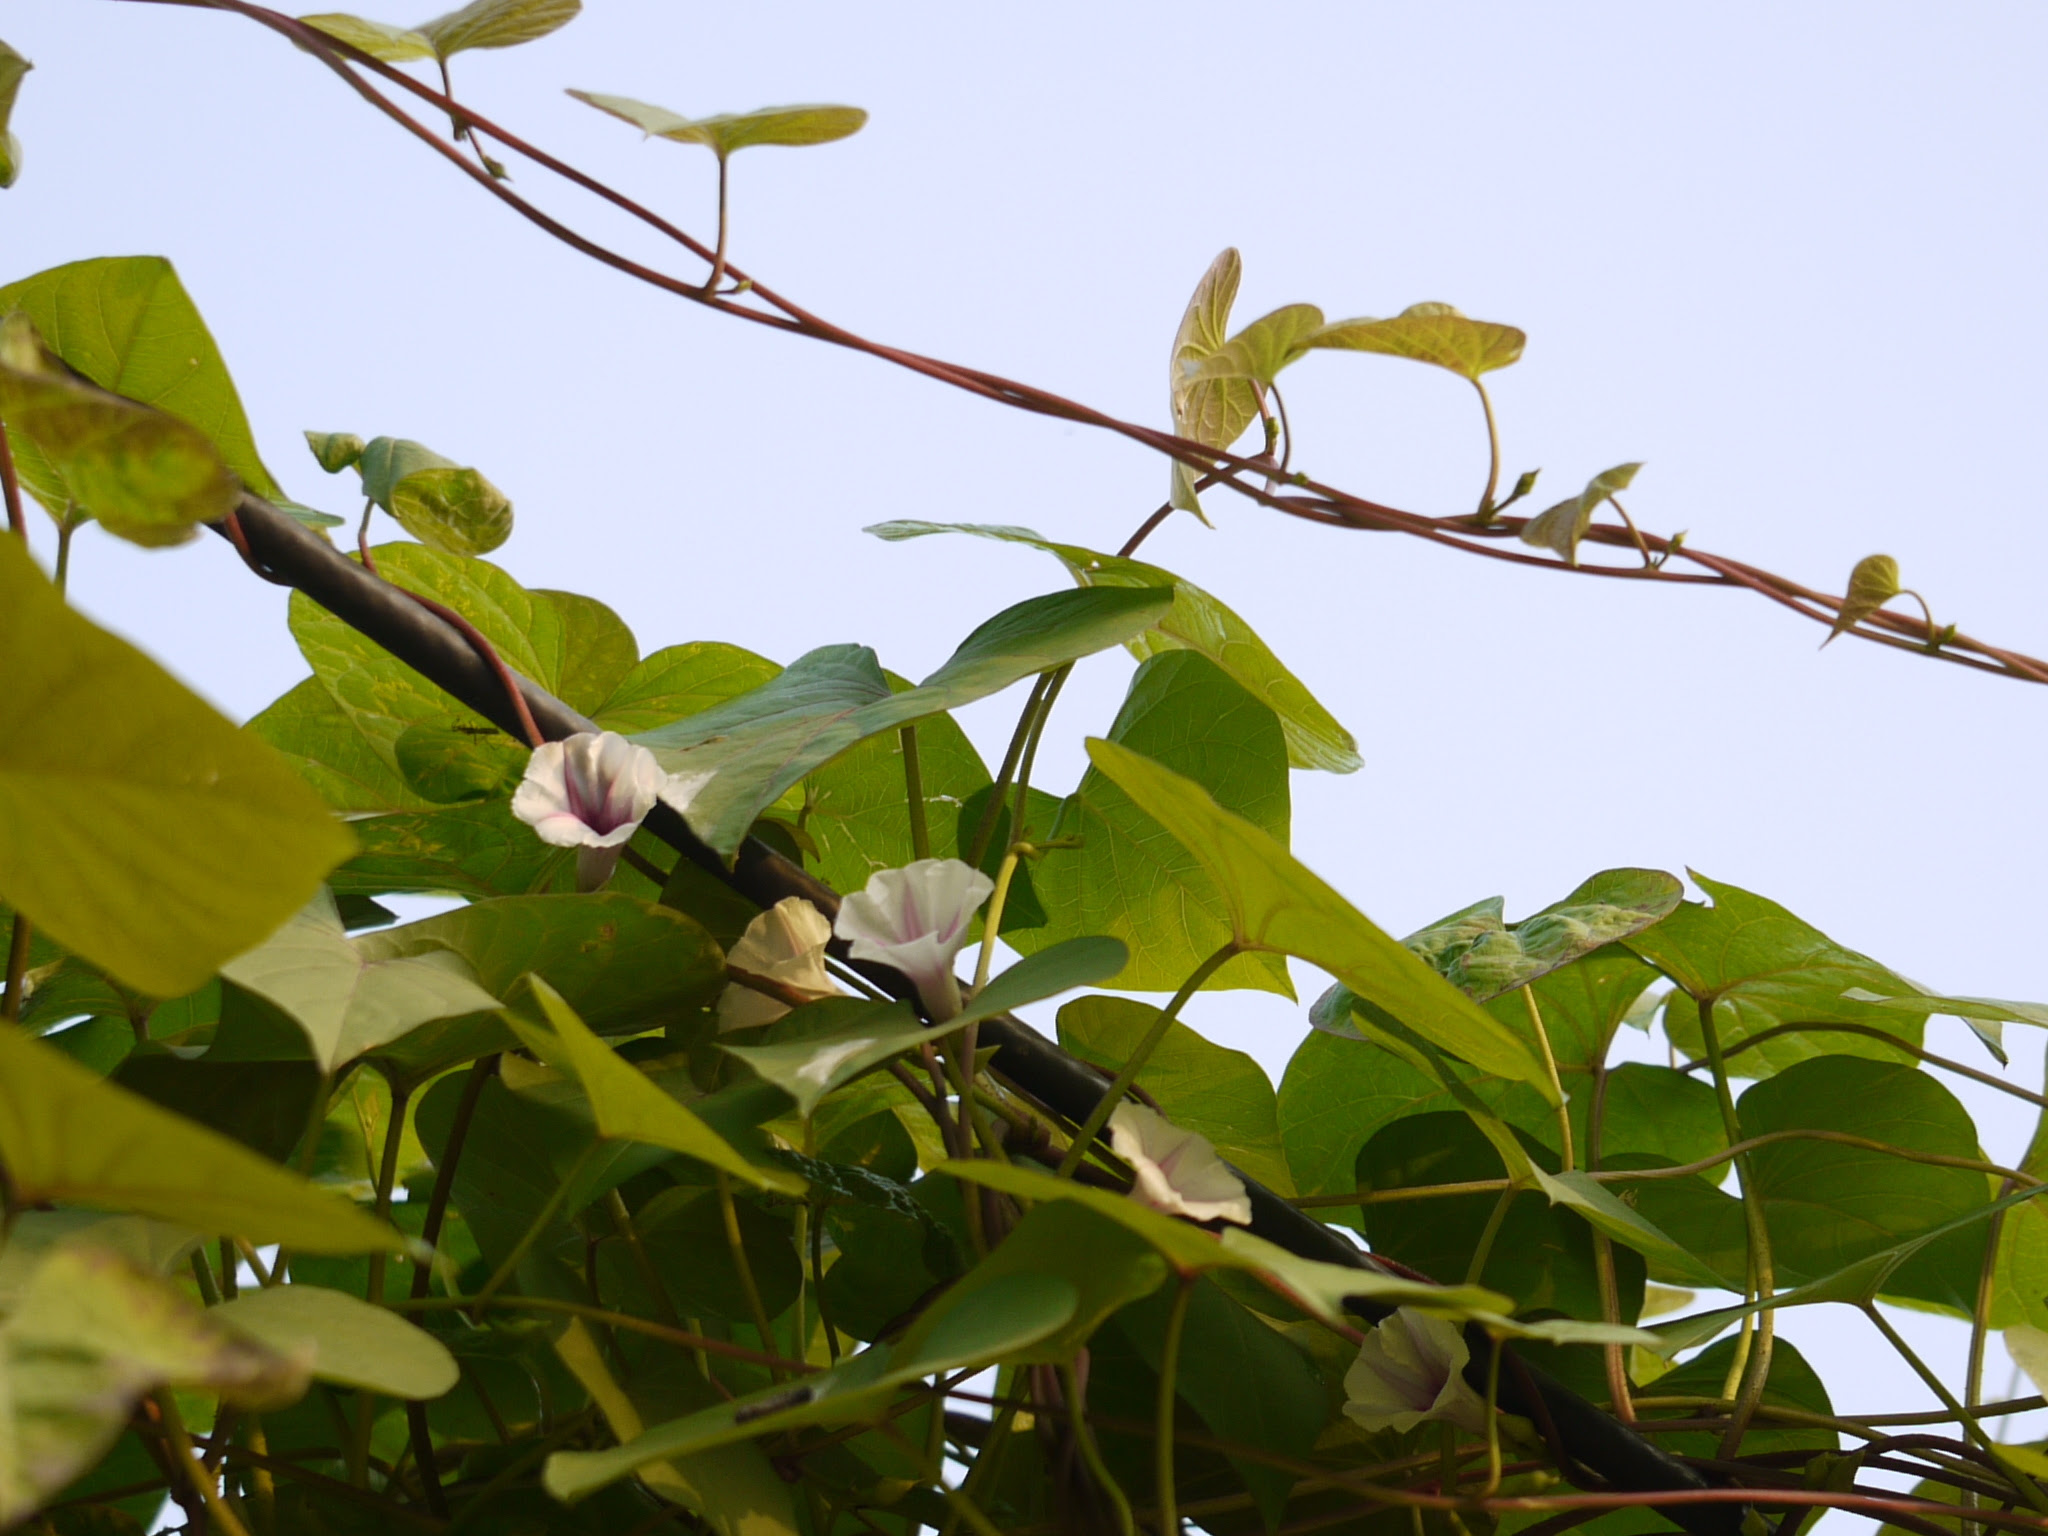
<box><xmin>510</xmin><ymin>731</ymin><xmax>706</xmax><ymax>891</ymax></box>
<box><xmin>831</xmin><ymin>857</ymin><xmax>993</xmax><ymax>1021</ymax></box>
<box><xmin>1341</xmin><ymin>1308</ymin><xmax>1491</xmax><ymax>1436</ymax></box>
<box><xmin>718</xmin><ymin>897</ymin><xmax>843</xmax><ymax>1032</ymax></box>
<box><xmin>1107</xmin><ymin>1102</ymin><xmax>1252</xmax><ymax>1226</ymax></box>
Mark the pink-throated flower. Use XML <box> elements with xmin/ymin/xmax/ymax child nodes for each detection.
<box><xmin>1108</xmin><ymin>1102</ymin><xmax>1252</xmax><ymax>1226</ymax></box>
<box><xmin>718</xmin><ymin>896</ymin><xmax>843</xmax><ymax>1032</ymax></box>
<box><xmin>1342</xmin><ymin>1308</ymin><xmax>1491</xmax><ymax>1436</ymax></box>
<box><xmin>511</xmin><ymin>731</ymin><xmax>707</xmax><ymax>891</ymax></box>
<box><xmin>831</xmin><ymin>857</ymin><xmax>994</xmax><ymax>1021</ymax></box>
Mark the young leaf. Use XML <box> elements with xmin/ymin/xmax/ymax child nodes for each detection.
<box><xmin>1825</xmin><ymin>553</ymin><xmax>1902</xmax><ymax>644</ymax></box>
<box><xmin>0</xmin><ymin>313</ymin><xmax>239</xmax><ymax>544</ymax></box>
<box><xmin>1192</xmin><ymin>302</ymin><xmax>1326</xmax><ymax>389</ymax></box>
<box><xmin>416</xmin><ymin>0</ymin><xmax>580</xmax><ymax>58</ymax></box>
<box><xmin>0</xmin><ymin>537</ymin><xmax>356</xmax><ymax>996</ymax></box>
<box><xmin>303</xmin><ymin>428</ymin><xmax>366</xmax><ymax>473</ymax></box>
<box><xmin>0</xmin><ymin>1027</ymin><xmax>403</xmax><ymax>1252</ymax></box>
<box><xmin>504</xmin><ymin>975</ymin><xmax>803</xmax><ymax>1194</ymax></box>
<box><xmin>212</xmin><ymin>1283</ymin><xmax>459</xmax><ymax>1398</ymax></box>
<box><xmin>1167</xmin><ymin>247</ymin><xmax>1242</xmax><ymax>516</ymax></box>
<box><xmin>218</xmin><ymin>889</ymin><xmax>500</xmax><ymax>1072</ymax></box>
<box><xmin>0</xmin><ymin>256</ymin><xmax>288</xmax><ymax>505</ymax></box>
<box><xmin>353</xmin><ymin>436</ymin><xmax>512</xmax><ymax>555</ymax></box>
<box><xmin>1084</xmin><ymin>737</ymin><xmax>1559</xmax><ymax>1098</ymax></box>
<box><xmin>0</xmin><ymin>38</ymin><xmax>31</xmax><ymax>189</ymax></box>
<box><xmin>1308</xmin><ymin>302</ymin><xmax>1526</xmax><ymax>380</ymax></box>
<box><xmin>566</xmin><ymin>91</ymin><xmax>866</xmax><ymax>156</ymax></box>
<box><xmin>1519</xmin><ymin>462</ymin><xmax>1642</xmax><ymax>567</ymax></box>
<box><xmin>297</xmin><ymin>13</ymin><xmax>435</xmax><ymax>60</ymax></box>
<box><xmin>0</xmin><ymin>1246</ymin><xmax>311</xmax><ymax>1529</ymax></box>
<box><xmin>867</xmin><ymin>520</ymin><xmax>1362</xmax><ymax>773</ymax></box>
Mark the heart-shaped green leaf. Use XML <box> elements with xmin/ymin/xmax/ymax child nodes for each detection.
<box><xmin>567</xmin><ymin>91</ymin><xmax>866</xmax><ymax>157</ymax></box>
<box><xmin>213</xmin><ymin>1283</ymin><xmax>458</xmax><ymax>1398</ymax></box>
<box><xmin>1519</xmin><ymin>461</ymin><xmax>1642</xmax><ymax>567</ymax></box>
<box><xmin>1826</xmin><ymin>553</ymin><xmax>1903</xmax><ymax>644</ymax></box>
<box><xmin>1308</xmin><ymin>302</ymin><xmax>1525</xmax><ymax>380</ymax></box>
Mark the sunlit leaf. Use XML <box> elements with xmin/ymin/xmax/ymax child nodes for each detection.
<box><xmin>1167</xmin><ymin>247</ymin><xmax>1241</xmax><ymax>516</ymax></box>
<box><xmin>635</xmin><ymin>586</ymin><xmax>1173</xmax><ymax>859</ymax></box>
<box><xmin>0</xmin><ymin>1027</ymin><xmax>402</xmax><ymax>1253</ymax></box>
<box><xmin>1192</xmin><ymin>302</ymin><xmax>1325</xmax><ymax>389</ymax></box>
<box><xmin>0</xmin><ymin>256</ymin><xmax>286</xmax><ymax>506</ymax></box>
<box><xmin>297</xmin><ymin>13</ymin><xmax>435</xmax><ymax>60</ymax></box>
<box><xmin>303</xmin><ymin>428</ymin><xmax>366</xmax><ymax>473</ymax></box>
<box><xmin>0</xmin><ymin>1246</ymin><xmax>309</xmax><ymax>1529</ymax></box>
<box><xmin>506</xmin><ymin>976</ymin><xmax>801</xmax><ymax>1193</ymax></box>
<box><xmin>218</xmin><ymin>890</ymin><xmax>499</xmax><ymax>1072</ymax></box>
<box><xmin>353</xmin><ymin>436</ymin><xmax>512</xmax><ymax>556</ymax></box>
<box><xmin>566</xmin><ymin>91</ymin><xmax>866</xmax><ymax>157</ymax></box>
<box><xmin>1308</xmin><ymin>302</ymin><xmax>1525</xmax><ymax>380</ymax></box>
<box><xmin>0</xmin><ymin>314</ymin><xmax>237</xmax><ymax>545</ymax></box>
<box><xmin>417</xmin><ymin>0</ymin><xmax>580</xmax><ymax>58</ymax></box>
<box><xmin>0</xmin><ymin>38</ymin><xmax>31</xmax><ymax>190</ymax></box>
<box><xmin>0</xmin><ymin>537</ymin><xmax>355</xmax><ymax>996</ymax></box>
<box><xmin>1085</xmin><ymin>737</ymin><xmax>1558</xmax><ymax>1097</ymax></box>
<box><xmin>866</xmin><ymin>520</ymin><xmax>1361</xmax><ymax>773</ymax></box>
<box><xmin>1519</xmin><ymin>462</ymin><xmax>1642</xmax><ymax>567</ymax></box>
<box><xmin>543</xmin><ymin>1271</ymin><xmax>1077</xmax><ymax>1502</ymax></box>
<box><xmin>1825</xmin><ymin>553</ymin><xmax>1901</xmax><ymax>645</ymax></box>
<box><xmin>213</xmin><ymin>1283</ymin><xmax>458</xmax><ymax>1398</ymax></box>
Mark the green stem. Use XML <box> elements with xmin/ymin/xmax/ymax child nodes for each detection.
<box><xmin>1156</xmin><ymin>1277</ymin><xmax>1194</xmax><ymax>1536</ymax></box>
<box><xmin>472</xmin><ymin>1141</ymin><xmax>598</xmax><ymax>1308</ymax></box>
<box><xmin>1861</xmin><ymin>1302</ymin><xmax>2048</xmax><ymax>1514</ymax></box>
<box><xmin>967</xmin><ymin>671</ymin><xmax>1052</xmax><ymax>869</ymax></box>
<box><xmin>158</xmin><ymin>1390</ymin><xmax>254</xmax><ymax>1536</ymax></box>
<box><xmin>53</xmin><ymin>516</ymin><xmax>74</xmax><ymax>593</ymax></box>
<box><xmin>1585</xmin><ymin>1054</ymin><xmax>1632</xmax><ymax>1421</ymax></box>
<box><xmin>972</xmin><ymin>847</ymin><xmax>1023</xmax><ymax>996</ymax></box>
<box><xmin>411</xmin><ymin>1055</ymin><xmax>496</xmax><ymax>1301</ymax></box>
<box><xmin>607</xmin><ymin>1187</ymin><xmax>679</xmax><ymax>1328</ymax></box>
<box><xmin>1519</xmin><ymin>986</ymin><xmax>1573</xmax><ymax>1170</ymax></box>
<box><xmin>1056</xmin><ymin>942</ymin><xmax>1238</xmax><ymax>1178</ymax></box>
<box><xmin>364</xmin><ymin>1077</ymin><xmax>412</xmax><ymax>1305</ymax></box>
<box><xmin>876</xmin><ymin>1420</ymin><xmax>1006</xmax><ymax>1536</ymax></box>
<box><xmin>1478</xmin><ymin>1338</ymin><xmax>1506</xmax><ymax>1496</ymax></box>
<box><xmin>0</xmin><ymin>416</ymin><xmax>25</xmax><ymax>540</ymax></box>
<box><xmin>189</xmin><ymin>1247</ymin><xmax>223</xmax><ymax>1307</ymax></box>
<box><xmin>941</xmin><ymin>1390</ymin><xmax>1023</xmax><ymax>1536</ymax></box>
<box><xmin>3</xmin><ymin>912</ymin><xmax>29</xmax><ymax>1023</ymax></box>
<box><xmin>705</xmin><ymin>153</ymin><xmax>731</xmax><ymax>294</ymax></box>
<box><xmin>1010</xmin><ymin>662</ymin><xmax>1070</xmax><ymax>847</ymax></box>
<box><xmin>1463</xmin><ymin>1188</ymin><xmax>1515</xmax><ymax>1288</ymax></box>
<box><xmin>1695</xmin><ymin>993</ymin><xmax>1774</xmax><ymax>1457</ymax></box>
<box><xmin>717</xmin><ymin>1170</ymin><xmax>781</xmax><ymax>1375</ymax></box>
<box><xmin>899</xmin><ymin>724</ymin><xmax>931</xmax><ymax>862</ymax></box>
<box><xmin>1061</xmin><ymin>1361</ymin><xmax>1135</xmax><ymax>1536</ymax></box>
<box><xmin>1472</xmin><ymin>378</ymin><xmax>1501</xmax><ymax>521</ymax></box>
<box><xmin>810</xmin><ymin>1190</ymin><xmax>840</xmax><ymax>1363</ymax></box>
<box><xmin>396</xmin><ymin>1292</ymin><xmax>810</xmax><ymax>1374</ymax></box>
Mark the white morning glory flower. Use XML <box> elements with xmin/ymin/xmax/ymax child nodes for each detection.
<box><xmin>1342</xmin><ymin>1308</ymin><xmax>1491</xmax><ymax>1436</ymax></box>
<box><xmin>511</xmin><ymin>731</ymin><xmax>706</xmax><ymax>892</ymax></box>
<box><xmin>832</xmin><ymin>857</ymin><xmax>994</xmax><ymax>1021</ymax></box>
<box><xmin>1107</xmin><ymin>1102</ymin><xmax>1252</xmax><ymax>1226</ymax></box>
<box><xmin>718</xmin><ymin>896</ymin><xmax>843</xmax><ymax>1032</ymax></box>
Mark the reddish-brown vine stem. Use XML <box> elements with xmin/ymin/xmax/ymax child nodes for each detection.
<box><xmin>128</xmin><ymin>0</ymin><xmax>2048</xmax><ymax>689</ymax></box>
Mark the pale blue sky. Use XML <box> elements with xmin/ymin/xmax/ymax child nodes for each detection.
<box><xmin>11</xmin><ymin>1</ymin><xmax>2048</xmax><ymax>1503</ymax></box>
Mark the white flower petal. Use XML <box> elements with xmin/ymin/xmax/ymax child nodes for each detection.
<box><xmin>1108</xmin><ymin>1102</ymin><xmax>1251</xmax><ymax>1226</ymax></box>
<box><xmin>717</xmin><ymin>897</ymin><xmax>842</xmax><ymax>1032</ymax></box>
<box><xmin>1342</xmin><ymin>1309</ymin><xmax>1491</xmax><ymax>1436</ymax></box>
<box><xmin>833</xmin><ymin>858</ymin><xmax>993</xmax><ymax>1021</ymax></box>
<box><xmin>512</xmin><ymin>732</ymin><xmax>663</xmax><ymax>849</ymax></box>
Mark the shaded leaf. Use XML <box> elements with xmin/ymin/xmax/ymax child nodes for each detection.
<box><xmin>635</xmin><ymin>586</ymin><xmax>1173</xmax><ymax>859</ymax></box>
<box><xmin>1519</xmin><ymin>462</ymin><xmax>1642</xmax><ymax>567</ymax></box>
<box><xmin>1308</xmin><ymin>302</ymin><xmax>1526</xmax><ymax>380</ymax></box>
<box><xmin>0</xmin><ymin>313</ymin><xmax>237</xmax><ymax>544</ymax></box>
<box><xmin>392</xmin><ymin>721</ymin><xmax>526</xmax><ymax>804</ymax></box>
<box><xmin>417</xmin><ymin>0</ymin><xmax>579</xmax><ymax>57</ymax></box>
<box><xmin>1085</xmin><ymin>738</ymin><xmax>1557</xmax><ymax>1096</ymax></box>
<box><xmin>866</xmin><ymin>520</ymin><xmax>1360</xmax><ymax>773</ymax></box>
<box><xmin>218</xmin><ymin>890</ymin><xmax>500</xmax><ymax>1072</ymax></box>
<box><xmin>0</xmin><ymin>537</ymin><xmax>355</xmax><ymax>995</ymax></box>
<box><xmin>567</xmin><ymin>91</ymin><xmax>866</xmax><ymax>156</ymax></box>
<box><xmin>303</xmin><ymin>428</ymin><xmax>366</xmax><ymax>472</ymax></box>
<box><xmin>213</xmin><ymin>1284</ymin><xmax>458</xmax><ymax>1398</ymax></box>
<box><xmin>0</xmin><ymin>1027</ymin><xmax>402</xmax><ymax>1252</ymax></box>
<box><xmin>353</xmin><ymin>436</ymin><xmax>512</xmax><ymax>556</ymax></box>
<box><xmin>0</xmin><ymin>38</ymin><xmax>29</xmax><ymax>190</ymax></box>
<box><xmin>804</xmin><ymin>698</ymin><xmax>992</xmax><ymax>895</ymax></box>
<box><xmin>296</xmin><ymin>14</ymin><xmax>435</xmax><ymax>61</ymax></box>
<box><xmin>1826</xmin><ymin>553</ymin><xmax>1901</xmax><ymax>644</ymax></box>
<box><xmin>1397</xmin><ymin>869</ymin><xmax>1682</xmax><ymax>1002</ymax></box>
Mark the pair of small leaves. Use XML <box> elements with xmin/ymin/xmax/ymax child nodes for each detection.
<box><xmin>301</xmin><ymin>0</ymin><xmax>579</xmax><ymax>65</ymax></box>
<box><xmin>306</xmin><ymin>431</ymin><xmax>513</xmax><ymax>556</ymax></box>
<box><xmin>1520</xmin><ymin>462</ymin><xmax>1643</xmax><ymax>566</ymax></box>
<box><xmin>0</xmin><ymin>37</ymin><xmax>30</xmax><ymax>189</ymax></box>
<box><xmin>569</xmin><ymin>91</ymin><xmax>867</xmax><ymax>160</ymax></box>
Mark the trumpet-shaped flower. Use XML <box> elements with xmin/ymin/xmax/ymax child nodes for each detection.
<box><xmin>1108</xmin><ymin>1103</ymin><xmax>1252</xmax><ymax>1226</ymax></box>
<box><xmin>718</xmin><ymin>897</ymin><xmax>842</xmax><ymax>1032</ymax></box>
<box><xmin>511</xmin><ymin>731</ymin><xmax>707</xmax><ymax>891</ymax></box>
<box><xmin>832</xmin><ymin>857</ymin><xmax>993</xmax><ymax>1021</ymax></box>
<box><xmin>1342</xmin><ymin>1308</ymin><xmax>1491</xmax><ymax>1436</ymax></box>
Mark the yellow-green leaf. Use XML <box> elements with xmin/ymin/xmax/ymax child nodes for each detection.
<box><xmin>566</xmin><ymin>91</ymin><xmax>866</xmax><ymax>157</ymax></box>
<box><xmin>213</xmin><ymin>1284</ymin><xmax>459</xmax><ymax>1399</ymax></box>
<box><xmin>0</xmin><ymin>1027</ymin><xmax>404</xmax><ymax>1253</ymax></box>
<box><xmin>0</xmin><ymin>536</ymin><xmax>356</xmax><ymax>996</ymax></box>
<box><xmin>297</xmin><ymin>13</ymin><xmax>435</xmax><ymax>60</ymax></box>
<box><xmin>504</xmin><ymin>977</ymin><xmax>803</xmax><ymax>1195</ymax></box>
<box><xmin>0</xmin><ymin>314</ymin><xmax>238</xmax><ymax>545</ymax></box>
<box><xmin>1826</xmin><ymin>553</ymin><xmax>1902</xmax><ymax>644</ymax></box>
<box><xmin>1519</xmin><ymin>461</ymin><xmax>1643</xmax><ymax>567</ymax></box>
<box><xmin>0</xmin><ymin>38</ymin><xmax>31</xmax><ymax>190</ymax></box>
<box><xmin>1167</xmin><ymin>247</ymin><xmax>1242</xmax><ymax>517</ymax></box>
<box><xmin>1309</xmin><ymin>302</ymin><xmax>1525</xmax><ymax>381</ymax></box>
<box><xmin>1193</xmin><ymin>303</ymin><xmax>1326</xmax><ymax>390</ymax></box>
<box><xmin>304</xmin><ymin>429</ymin><xmax>365</xmax><ymax>473</ymax></box>
<box><xmin>1084</xmin><ymin>737</ymin><xmax>1558</xmax><ymax>1099</ymax></box>
<box><xmin>416</xmin><ymin>0</ymin><xmax>579</xmax><ymax>57</ymax></box>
